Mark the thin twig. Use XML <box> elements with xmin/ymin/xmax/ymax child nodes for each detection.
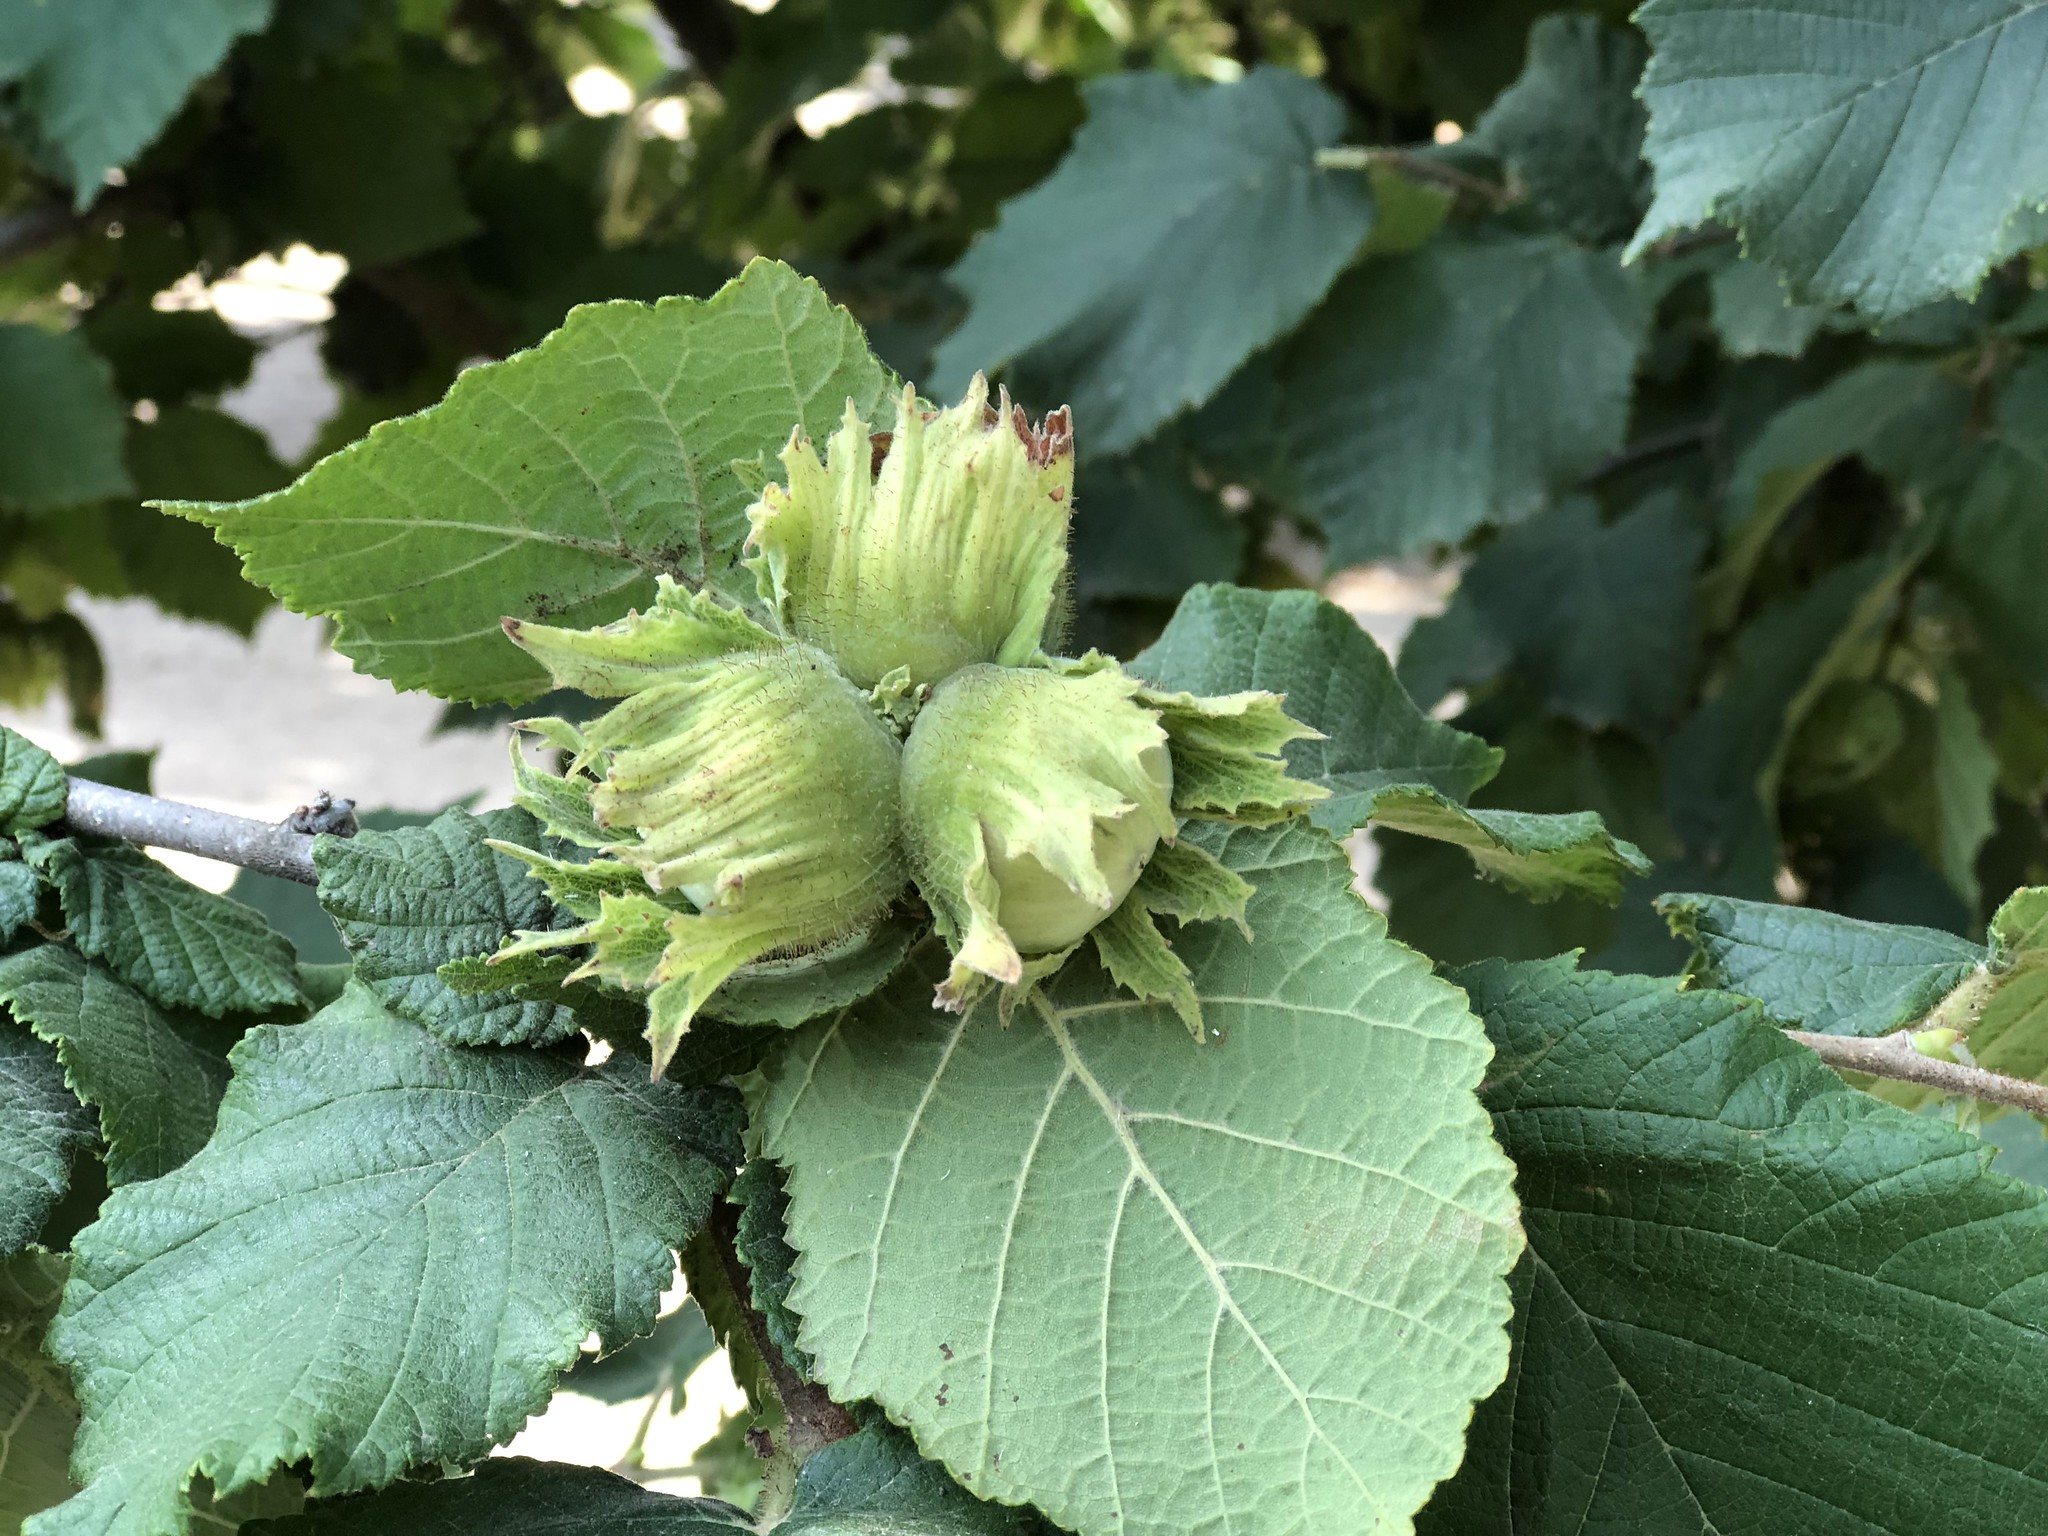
<box><xmin>59</xmin><ymin>779</ymin><xmax>321</xmax><ymax>885</ymax></box>
<box><xmin>1787</xmin><ymin>1029</ymin><xmax>2048</xmax><ymax>1118</ymax></box>
<box><xmin>1581</xmin><ymin>420</ymin><xmax>1717</xmax><ymax>485</ymax></box>
<box><xmin>1314</xmin><ymin>146</ymin><xmax>1519</xmax><ymax>207</ymax></box>
<box><xmin>704</xmin><ymin>1198</ymin><xmax>857</xmax><ymax>1455</ymax></box>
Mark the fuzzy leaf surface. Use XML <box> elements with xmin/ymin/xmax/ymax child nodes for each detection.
<box><xmin>1630</xmin><ymin>0</ymin><xmax>2048</xmax><ymax>321</ymax></box>
<box><xmin>0</xmin><ymin>1028</ymin><xmax>93</xmax><ymax>1256</ymax></box>
<box><xmin>1133</xmin><ymin>584</ymin><xmax>1501</xmax><ymax>832</ymax></box>
<box><xmin>34</xmin><ymin>840</ymin><xmax>304</xmax><ymax>1017</ymax></box>
<box><xmin>748</xmin><ymin>820</ymin><xmax>1522</xmax><ymax>1536</ymax></box>
<box><xmin>0</xmin><ymin>945</ymin><xmax>236</xmax><ymax>1186</ymax></box>
<box><xmin>1271</xmin><ymin>236</ymin><xmax>1646</xmax><ymax>561</ymax></box>
<box><xmin>932</xmin><ymin>68</ymin><xmax>1371</xmax><ymax>456</ymax></box>
<box><xmin>0</xmin><ymin>0</ymin><xmax>271</xmax><ymax>201</ymax></box>
<box><xmin>169</xmin><ymin>260</ymin><xmax>895</xmax><ymax>702</ymax></box>
<box><xmin>29</xmin><ymin>985</ymin><xmax>742</xmax><ymax>1536</ymax></box>
<box><xmin>1421</xmin><ymin>955</ymin><xmax>2048</xmax><ymax>1533</ymax></box>
<box><xmin>315</xmin><ymin>807</ymin><xmax>576</xmax><ymax>1046</ymax></box>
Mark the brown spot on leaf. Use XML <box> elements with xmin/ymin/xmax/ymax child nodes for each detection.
<box><xmin>939</xmin><ymin>1342</ymin><xmax>954</xmax><ymax>1360</ymax></box>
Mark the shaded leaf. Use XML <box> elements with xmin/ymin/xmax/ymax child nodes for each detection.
<box><xmin>0</xmin><ymin>1250</ymin><xmax>75</xmax><ymax>1528</ymax></box>
<box><xmin>0</xmin><ymin>857</ymin><xmax>39</xmax><ymax>942</ymax></box>
<box><xmin>169</xmin><ymin>260</ymin><xmax>896</xmax><ymax>702</ymax></box>
<box><xmin>34</xmin><ymin>838</ymin><xmax>305</xmax><ymax>1017</ymax></box>
<box><xmin>0</xmin><ymin>1027</ymin><xmax>94</xmax><ymax>1256</ymax></box>
<box><xmin>30</xmin><ymin>985</ymin><xmax>742</xmax><ymax>1536</ymax></box>
<box><xmin>1421</xmin><ymin>954</ymin><xmax>2048</xmax><ymax>1533</ymax></box>
<box><xmin>730</xmin><ymin>1160</ymin><xmax>804</xmax><ymax>1373</ymax></box>
<box><xmin>1070</xmin><ymin>445</ymin><xmax>1247</xmax><ymax>602</ymax></box>
<box><xmin>314</xmin><ymin>806</ymin><xmax>577</xmax><ymax>1047</ymax></box>
<box><xmin>0</xmin><ymin>326</ymin><xmax>132</xmax><ymax>514</ymax></box>
<box><xmin>747</xmin><ymin>820</ymin><xmax>1521</xmax><ymax>1536</ymax></box>
<box><xmin>933</xmin><ymin>68</ymin><xmax>1372</xmax><ymax>456</ymax></box>
<box><xmin>1398</xmin><ymin>493</ymin><xmax>1705</xmax><ymax>735</ymax></box>
<box><xmin>1631</xmin><ymin>0</ymin><xmax>2048</xmax><ymax>322</ymax></box>
<box><xmin>1473</xmin><ymin>15</ymin><xmax>1649</xmax><ymax>244</ymax></box>
<box><xmin>563</xmin><ymin>1304</ymin><xmax>715</xmax><ymax>1413</ymax></box>
<box><xmin>0</xmin><ymin>0</ymin><xmax>271</xmax><ymax>201</ymax></box>
<box><xmin>0</xmin><ymin>943</ymin><xmax>238</xmax><ymax>1185</ymax></box>
<box><xmin>1268</xmin><ymin>236</ymin><xmax>1647</xmax><ymax>561</ymax></box>
<box><xmin>1709</xmin><ymin>255</ymin><xmax>1830</xmax><ymax>358</ymax></box>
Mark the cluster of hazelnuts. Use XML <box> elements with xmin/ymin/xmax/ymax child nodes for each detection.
<box><xmin>489</xmin><ymin>377</ymin><xmax>1325</xmax><ymax>1074</ymax></box>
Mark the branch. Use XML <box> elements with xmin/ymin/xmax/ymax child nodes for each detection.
<box><xmin>1788</xmin><ymin>1029</ymin><xmax>2048</xmax><ymax>1118</ymax></box>
<box><xmin>1314</xmin><ymin>145</ymin><xmax>1519</xmax><ymax>208</ymax></box>
<box><xmin>704</xmin><ymin>1197</ymin><xmax>857</xmax><ymax>1455</ymax></box>
<box><xmin>60</xmin><ymin>779</ymin><xmax>323</xmax><ymax>886</ymax></box>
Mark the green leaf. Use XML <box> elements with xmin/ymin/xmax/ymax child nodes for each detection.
<box><xmin>1935</xmin><ymin>356</ymin><xmax>2048</xmax><ymax>696</ymax></box>
<box><xmin>0</xmin><ymin>856</ymin><xmax>39</xmax><ymax>942</ymax></box>
<box><xmin>1706</xmin><ymin>360</ymin><xmax>1964</xmax><ymax>627</ymax></box>
<box><xmin>1668</xmin><ymin>552</ymin><xmax>1917</xmax><ymax>881</ymax></box>
<box><xmin>30</xmin><ymin>985</ymin><xmax>742</xmax><ymax>1536</ymax></box>
<box><xmin>1472</xmin><ymin>15</ymin><xmax>1649</xmax><ymax>245</ymax></box>
<box><xmin>1134</xmin><ymin>584</ymin><xmax>1646</xmax><ymax>902</ymax></box>
<box><xmin>1659</xmin><ymin>891</ymin><xmax>1988</xmax><ymax>1037</ymax></box>
<box><xmin>1370</xmin><ymin>789</ymin><xmax>1652</xmax><ymax>904</ymax></box>
<box><xmin>1266</xmin><ymin>235</ymin><xmax>1647</xmax><ymax>561</ymax></box>
<box><xmin>1927</xmin><ymin>659</ymin><xmax>1999</xmax><ymax>907</ymax></box>
<box><xmin>562</xmin><ymin>1303</ymin><xmax>715</xmax><ymax>1412</ymax></box>
<box><xmin>1</xmin><ymin>1250</ymin><xmax>76</xmax><ymax>1529</ymax></box>
<box><xmin>168</xmin><ymin>260</ymin><xmax>897</xmax><ymax>703</ymax></box>
<box><xmin>247</xmin><ymin>1424</ymin><xmax>1050</xmax><ymax>1533</ymax></box>
<box><xmin>1709</xmin><ymin>255</ymin><xmax>1830</xmax><ymax>358</ymax></box>
<box><xmin>1133</xmin><ymin>584</ymin><xmax>1501</xmax><ymax>833</ymax></box>
<box><xmin>746</xmin><ymin>820</ymin><xmax>1522</xmax><ymax>1536</ymax></box>
<box><xmin>0</xmin><ymin>1027</ymin><xmax>94</xmax><ymax>1256</ymax></box>
<box><xmin>1421</xmin><ymin>954</ymin><xmax>2048</xmax><ymax>1532</ymax></box>
<box><xmin>0</xmin><ymin>725</ymin><xmax>67</xmax><ymax>835</ymax></box>
<box><xmin>0</xmin><ymin>944</ymin><xmax>238</xmax><ymax>1185</ymax></box>
<box><xmin>932</xmin><ymin>67</ymin><xmax>1372</xmax><ymax>457</ymax></box>
<box><xmin>1631</xmin><ymin>0</ymin><xmax>2048</xmax><ymax>322</ymax></box>
<box><xmin>1070</xmin><ymin>444</ymin><xmax>1247</xmax><ymax>602</ymax></box>
<box><xmin>314</xmin><ymin>807</ymin><xmax>577</xmax><ymax>1047</ymax></box>
<box><xmin>0</xmin><ymin>0</ymin><xmax>271</xmax><ymax>201</ymax></box>
<box><xmin>33</xmin><ymin>839</ymin><xmax>305</xmax><ymax>1017</ymax></box>
<box><xmin>1398</xmin><ymin>493</ymin><xmax>1705</xmax><ymax>735</ymax></box>
<box><xmin>730</xmin><ymin>1159</ymin><xmax>805</xmax><ymax>1373</ymax></box>
<box><xmin>0</xmin><ymin>326</ymin><xmax>133</xmax><ymax>513</ymax></box>
<box><xmin>707</xmin><ymin>916</ymin><xmax>922</xmax><ymax>1031</ymax></box>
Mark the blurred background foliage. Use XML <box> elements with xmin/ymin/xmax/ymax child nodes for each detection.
<box><xmin>2</xmin><ymin>0</ymin><xmax>2044</xmax><ymax>994</ymax></box>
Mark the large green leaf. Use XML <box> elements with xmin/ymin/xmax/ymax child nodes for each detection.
<box><xmin>747</xmin><ymin>820</ymin><xmax>1522</xmax><ymax>1536</ymax></box>
<box><xmin>931</xmin><ymin>67</ymin><xmax>1372</xmax><ymax>456</ymax></box>
<box><xmin>314</xmin><ymin>807</ymin><xmax>576</xmax><ymax>1047</ymax></box>
<box><xmin>1135</xmin><ymin>585</ymin><xmax>1648</xmax><ymax>901</ymax></box>
<box><xmin>32</xmin><ymin>838</ymin><xmax>305</xmax><ymax>1017</ymax></box>
<box><xmin>0</xmin><ymin>0</ymin><xmax>271</xmax><ymax>201</ymax></box>
<box><xmin>0</xmin><ymin>943</ymin><xmax>239</xmax><ymax>1186</ymax></box>
<box><xmin>1</xmin><ymin>1251</ymin><xmax>75</xmax><ymax>1529</ymax></box>
<box><xmin>30</xmin><ymin>985</ymin><xmax>742</xmax><ymax>1536</ymax></box>
<box><xmin>0</xmin><ymin>325</ymin><xmax>132</xmax><ymax>514</ymax></box>
<box><xmin>1421</xmin><ymin>954</ymin><xmax>2048</xmax><ymax>1532</ymax></box>
<box><xmin>169</xmin><ymin>260</ymin><xmax>896</xmax><ymax>702</ymax></box>
<box><xmin>0</xmin><ymin>1028</ymin><xmax>93</xmax><ymax>1256</ymax></box>
<box><xmin>248</xmin><ymin>1425</ymin><xmax>1051</xmax><ymax>1533</ymax></box>
<box><xmin>1269</xmin><ymin>235</ymin><xmax>1647</xmax><ymax>561</ymax></box>
<box><xmin>1472</xmin><ymin>15</ymin><xmax>1649</xmax><ymax>245</ymax></box>
<box><xmin>1398</xmin><ymin>493</ymin><xmax>1704</xmax><ymax>735</ymax></box>
<box><xmin>1630</xmin><ymin>0</ymin><xmax>2048</xmax><ymax>322</ymax></box>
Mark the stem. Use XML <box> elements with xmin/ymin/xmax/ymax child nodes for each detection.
<box><xmin>704</xmin><ymin>1199</ymin><xmax>857</xmax><ymax>1456</ymax></box>
<box><xmin>1313</xmin><ymin>145</ymin><xmax>1518</xmax><ymax>206</ymax></box>
<box><xmin>1788</xmin><ymin>1029</ymin><xmax>2048</xmax><ymax>1117</ymax></box>
<box><xmin>59</xmin><ymin>779</ymin><xmax>321</xmax><ymax>885</ymax></box>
